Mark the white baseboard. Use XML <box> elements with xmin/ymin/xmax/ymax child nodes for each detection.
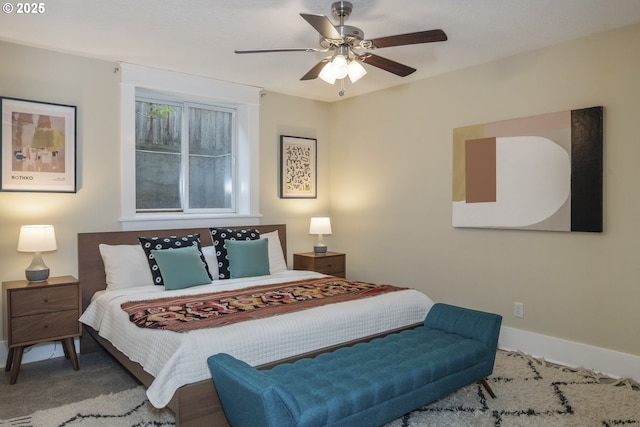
<box><xmin>2</xmin><ymin>330</ymin><xmax>638</xmax><ymax>383</ymax></box>
<box><xmin>0</xmin><ymin>339</ymin><xmax>80</xmax><ymax>367</ymax></box>
<box><xmin>499</xmin><ymin>326</ymin><xmax>640</xmax><ymax>382</ymax></box>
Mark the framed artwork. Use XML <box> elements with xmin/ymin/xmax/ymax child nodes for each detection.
<box><xmin>279</xmin><ymin>135</ymin><xmax>317</xmax><ymax>199</ymax></box>
<box><xmin>1</xmin><ymin>97</ymin><xmax>77</xmax><ymax>193</ymax></box>
<box><xmin>452</xmin><ymin>106</ymin><xmax>603</xmax><ymax>232</ymax></box>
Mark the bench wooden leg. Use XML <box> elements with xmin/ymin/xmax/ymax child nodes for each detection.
<box><xmin>480</xmin><ymin>379</ymin><xmax>496</xmax><ymax>398</ymax></box>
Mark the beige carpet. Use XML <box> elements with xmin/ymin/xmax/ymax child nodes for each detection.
<box><xmin>1</xmin><ymin>351</ymin><xmax>638</xmax><ymax>427</ymax></box>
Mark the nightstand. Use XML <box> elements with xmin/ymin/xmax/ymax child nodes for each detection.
<box><xmin>3</xmin><ymin>275</ymin><xmax>82</xmax><ymax>384</ymax></box>
<box><xmin>293</xmin><ymin>252</ymin><xmax>346</xmax><ymax>278</ymax></box>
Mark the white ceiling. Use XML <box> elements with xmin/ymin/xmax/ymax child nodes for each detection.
<box><xmin>1</xmin><ymin>0</ymin><xmax>640</xmax><ymax>102</ymax></box>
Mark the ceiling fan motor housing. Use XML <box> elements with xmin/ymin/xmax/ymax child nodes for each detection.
<box><xmin>320</xmin><ymin>2</ymin><xmax>364</xmax><ymax>49</ymax></box>
<box><xmin>320</xmin><ymin>25</ymin><xmax>364</xmax><ymax>48</ymax></box>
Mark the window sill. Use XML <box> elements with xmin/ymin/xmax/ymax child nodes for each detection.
<box><xmin>119</xmin><ymin>213</ymin><xmax>263</xmax><ymax>231</ymax></box>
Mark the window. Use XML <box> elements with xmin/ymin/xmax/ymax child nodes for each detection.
<box><xmin>135</xmin><ymin>97</ymin><xmax>235</xmax><ymax>213</ymax></box>
<box><xmin>119</xmin><ymin>63</ymin><xmax>261</xmax><ymax>230</ymax></box>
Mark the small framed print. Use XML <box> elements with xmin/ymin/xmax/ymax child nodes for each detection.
<box><xmin>279</xmin><ymin>135</ymin><xmax>317</xmax><ymax>199</ymax></box>
<box><xmin>1</xmin><ymin>97</ymin><xmax>77</xmax><ymax>192</ymax></box>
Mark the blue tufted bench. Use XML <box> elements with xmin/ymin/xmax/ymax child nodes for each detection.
<box><xmin>207</xmin><ymin>303</ymin><xmax>502</xmax><ymax>427</ymax></box>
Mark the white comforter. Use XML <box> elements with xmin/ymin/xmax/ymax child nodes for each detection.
<box><xmin>79</xmin><ymin>270</ymin><xmax>434</xmax><ymax>408</ymax></box>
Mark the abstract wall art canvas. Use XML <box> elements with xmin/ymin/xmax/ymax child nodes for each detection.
<box><xmin>452</xmin><ymin>106</ymin><xmax>603</xmax><ymax>232</ymax></box>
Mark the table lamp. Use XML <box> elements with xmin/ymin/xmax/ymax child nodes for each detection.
<box><xmin>309</xmin><ymin>217</ymin><xmax>332</xmax><ymax>254</ymax></box>
<box><xmin>17</xmin><ymin>225</ymin><xmax>57</xmax><ymax>282</ymax></box>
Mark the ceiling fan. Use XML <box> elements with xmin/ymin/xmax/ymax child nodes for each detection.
<box><xmin>235</xmin><ymin>1</ymin><xmax>447</xmax><ymax>95</ymax></box>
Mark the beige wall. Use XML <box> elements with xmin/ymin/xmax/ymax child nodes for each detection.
<box><xmin>0</xmin><ymin>42</ymin><xmax>123</xmax><ymax>340</ymax></box>
<box><xmin>1</xmin><ymin>23</ymin><xmax>639</xmax><ymax>362</ymax></box>
<box><xmin>258</xmin><ymin>91</ymin><xmax>334</xmax><ymax>264</ymax></box>
<box><xmin>329</xmin><ymin>23</ymin><xmax>640</xmax><ymax>357</ymax></box>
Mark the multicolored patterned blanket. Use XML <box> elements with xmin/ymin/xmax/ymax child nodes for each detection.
<box><xmin>121</xmin><ymin>277</ymin><xmax>405</xmax><ymax>332</ymax></box>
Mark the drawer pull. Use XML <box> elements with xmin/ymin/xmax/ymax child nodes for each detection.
<box><xmin>44</xmin><ymin>299</ymin><xmax>49</xmax><ymax>303</ymax></box>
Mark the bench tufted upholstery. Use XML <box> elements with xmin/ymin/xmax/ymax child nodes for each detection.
<box><xmin>208</xmin><ymin>303</ymin><xmax>502</xmax><ymax>427</ymax></box>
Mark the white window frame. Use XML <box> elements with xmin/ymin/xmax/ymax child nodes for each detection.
<box><xmin>119</xmin><ymin>63</ymin><xmax>261</xmax><ymax>230</ymax></box>
<box><xmin>135</xmin><ymin>94</ymin><xmax>238</xmax><ymax>214</ymax></box>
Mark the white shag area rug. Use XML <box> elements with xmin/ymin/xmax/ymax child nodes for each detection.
<box><xmin>386</xmin><ymin>351</ymin><xmax>640</xmax><ymax>427</ymax></box>
<box><xmin>0</xmin><ymin>386</ymin><xmax>174</xmax><ymax>427</ymax></box>
<box><xmin>2</xmin><ymin>351</ymin><xmax>638</xmax><ymax>427</ymax></box>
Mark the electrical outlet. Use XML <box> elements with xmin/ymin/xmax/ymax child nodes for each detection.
<box><xmin>514</xmin><ymin>302</ymin><xmax>524</xmax><ymax>318</ymax></box>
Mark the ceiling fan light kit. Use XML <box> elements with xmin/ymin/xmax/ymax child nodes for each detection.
<box><xmin>235</xmin><ymin>1</ymin><xmax>447</xmax><ymax>96</ymax></box>
<box><xmin>318</xmin><ymin>56</ymin><xmax>366</xmax><ymax>88</ymax></box>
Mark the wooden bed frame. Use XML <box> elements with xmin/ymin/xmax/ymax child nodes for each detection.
<box><xmin>77</xmin><ymin>224</ymin><xmax>420</xmax><ymax>427</ymax></box>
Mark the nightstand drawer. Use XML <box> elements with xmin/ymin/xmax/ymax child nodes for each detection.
<box><xmin>313</xmin><ymin>256</ymin><xmax>345</xmax><ymax>275</ymax></box>
<box><xmin>10</xmin><ymin>310</ymin><xmax>80</xmax><ymax>346</ymax></box>
<box><xmin>294</xmin><ymin>252</ymin><xmax>346</xmax><ymax>278</ymax></box>
<box><xmin>10</xmin><ymin>284</ymin><xmax>78</xmax><ymax>317</ymax></box>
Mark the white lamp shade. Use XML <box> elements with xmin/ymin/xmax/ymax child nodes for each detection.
<box><xmin>319</xmin><ymin>62</ymin><xmax>337</xmax><ymax>84</ymax></box>
<box><xmin>330</xmin><ymin>55</ymin><xmax>349</xmax><ymax>79</ymax></box>
<box><xmin>348</xmin><ymin>60</ymin><xmax>367</xmax><ymax>83</ymax></box>
<box><xmin>309</xmin><ymin>217</ymin><xmax>332</xmax><ymax>235</ymax></box>
<box><xmin>18</xmin><ymin>225</ymin><xmax>57</xmax><ymax>252</ymax></box>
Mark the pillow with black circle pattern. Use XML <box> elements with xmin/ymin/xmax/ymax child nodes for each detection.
<box><xmin>209</xmin><ymin>228</ymin><xmax>260</xmax><ymax>279</ymax></box>
<box><xmin>138</xmin><ymin>234</ymin><xmax>212</xmax><ymax>286</ymax></box>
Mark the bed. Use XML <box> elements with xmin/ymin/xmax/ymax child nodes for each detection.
<box><xmin>77</xmin><ymin>224</ymin><xmax>434</xmax><ymax>427</ymax></box>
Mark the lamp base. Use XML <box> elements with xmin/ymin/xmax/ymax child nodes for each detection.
<box><xmin>26</xmin><ymin>268</ymin><xmax>49</xmax><ymax>282</ymax></box>
<box><xmin>25</xmin><ymin>252</ymin><xmax>50</xmax><ymax>282</ymax></box>
<box><xmin>313</xmin><ymin>245</ymin><xmax>328</xmax><ymax>254</ymax></box>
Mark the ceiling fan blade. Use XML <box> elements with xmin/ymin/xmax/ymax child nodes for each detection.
<box><xmin>367</xmin><ymin>29</ymin><xmax>447</xmax><ymax>49</ymax></box>
<box><xmin>361</xmin><ymin>54</ymin><xmax>416</xmax><ymax>77</ymax></box>
<box><xmin>300</xmin><ymin>58</ymin><xmax>331</xmax><ymax>80</ymax></box>
<box><xmin>235</xmin><ymin>47</ymin><xmax>321</xmax><ymax>54</ymax></box>
<box><xmin>300</xmin><ymin>13</ymin><xmax>343</xmax><ymax>40</ymax></box>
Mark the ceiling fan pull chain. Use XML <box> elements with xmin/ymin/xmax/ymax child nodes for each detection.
<box><xmin>338</xmin><ymin>78</ymin><xmax>345</xmax><ymax>97</ymax></box>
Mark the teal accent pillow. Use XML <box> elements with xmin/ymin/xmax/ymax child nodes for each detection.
<box><xmin>139</xmin><ymin>234</ymin><xmax>212</xmax><ymax>285</ymax></box>
<box><xmin>225</xmin><ymin>238</ymin><xmax>270</xmax><ymax>279</ymax></box>
<box><xmin>209</xmin><ymin>228</ymin><xmax>260</xmax><ymax>279</ymax></box>
<box><xmin>151</xmin><ymin>245</ymin><xmax>212</xmax><ymax>290</ymax></box>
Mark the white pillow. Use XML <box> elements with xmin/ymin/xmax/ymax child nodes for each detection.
<box><xmin>260</xmin><ymin>230</ymin><xmax>288</xmax><ymax>274</ymax></box>
<box><xmin>202</xmin><ymin>245</ymin><xmax>219</xmax><ymax>280</ymax></box>
<box><xmin>99</xmin><ymin>244</ymin><xmax>155</xmax><ymax>291</ymax></box>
